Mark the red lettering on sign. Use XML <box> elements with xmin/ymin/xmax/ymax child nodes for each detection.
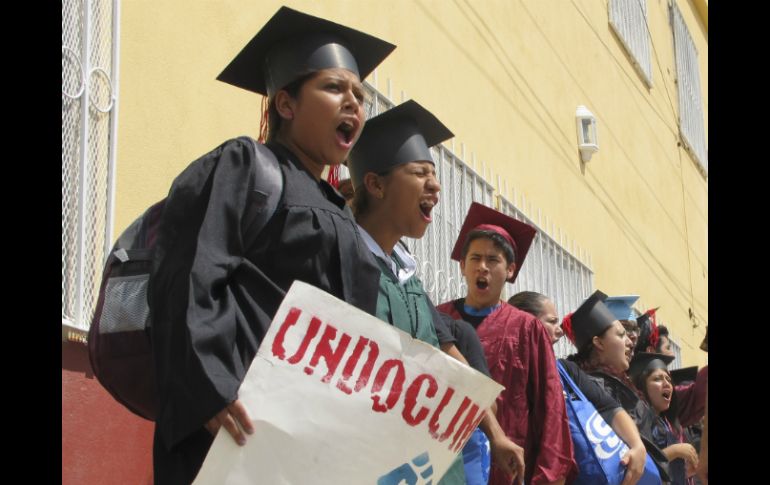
<box><xmin>336</xmin><ymin>337</ymin><xmax>369</xmax><ymax>395</ymax></box>
<box><xmin>428</xmin><ymin>387</ymin><xmax>456</xmax><ymax>439</ymax></box>
<box><xmin>287</xmin><ymin>316</ymin><xmax>321</xmax><ymax>366</ymax></box>
<box><xmin>354</xmin><ymin>340</ymin><xmax>379</xmax><ymax>392</ymax></box>
<box><xmin>304</xmin><ymin>323</ymin><xmax>352</xmax><ymax>383</ymax></box>
<box><xmin>272</xmin><ymin>307</ymin><xmax>302</xmax><ymax>360</ymax></box>
<box><xmin>402</xmin><ymin>374</ymin><xmax>438</xmax><ymax>426</ymax></box>
<box><xmin>437</xmin><ymin>396</ymin><xmax>472</xmax><ymax>442</ymax></box>
<box><xmin>370</xmin><ymin>359</ymin><xmax>406</xmax><ymax>413</ymax></box>
<box><xmin>450</xmin><ymin>403</ymin><xmax>483</xmax><ymax>452</ymax></box>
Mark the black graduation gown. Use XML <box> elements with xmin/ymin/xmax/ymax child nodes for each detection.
<box><xmin>148</xmin><ymin>139</ymin><xmax>380</xmax><ymax>484</ymax></box>
<box><xmin>584</xmin><ymin>370</ymin><xmax>672</xmax><ymax>483</ymax></box>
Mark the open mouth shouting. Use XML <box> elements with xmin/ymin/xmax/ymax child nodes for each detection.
<box><xmin>336</xmin><ymin>118</ymin><xmax>359</xmax><ymax>149</ymax></box>
<box><xmin>475</xmin><ymin>277</ymin><xmax>489</xmax><ymax>291</ymax></box>
<box><xmin>420</xmin><ymin>198</ymin><xmax>437</xmax><ymax>222</ymax></box>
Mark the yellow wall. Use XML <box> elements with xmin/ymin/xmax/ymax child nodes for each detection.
<box><xmin>116</xmin><ymin>0</ymin><xmax>707</xmax><ymax>367</ymax></box>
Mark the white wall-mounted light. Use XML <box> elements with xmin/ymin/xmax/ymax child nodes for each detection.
<box><xmin>576</xmin><ymin>105</ymin><xmax>599</xmax><ymax>162</ymax></box>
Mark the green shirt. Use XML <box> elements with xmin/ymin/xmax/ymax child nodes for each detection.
<box><xmin>373</xmin><ymin>253</ymin><xmax>439</xmax><ymax>348</ymax></box>
<box><xmin>373</xmin><ymin>253</ymin><xmax>465</xmax><ymax>484</ymax></box>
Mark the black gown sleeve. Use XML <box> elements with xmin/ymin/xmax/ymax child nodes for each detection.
<box><xmin>426</xmin><ymin>296</ymin><xmax>456</xmax><ymax>346</ymax></box>
<box><xmin>448</xmin><ymin>316</ymin><xmax>491</xmax><ymax>377</ymax></box>
<box><xmin>150</xmin><ymin>138</ymin><xmax>285</xmax><ymax>450</ymax></box>
<box><xmin>425</xmin><ymin>295</ymin><xmax>490</xmax><ymax>376</ymax></box>
<box><xmin>559</xmin><ymin>358</ymin><xmax>622</xmax><ymax>424</ymax></box>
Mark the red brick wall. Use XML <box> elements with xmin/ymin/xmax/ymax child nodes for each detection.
<box><xmin>62</xmin><ymin>341</ymin><xmax>154</xmax><ymax>485</ymax></box>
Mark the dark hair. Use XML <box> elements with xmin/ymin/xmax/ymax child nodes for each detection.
<box><xmin>266</xmin><ymin>71</ymin><xmax>317</xmax><ymax>142</ymax></box>
<box><xmin>567</xmin><ymin>324</ymin><xmax>612</xmax><ymax>367</ymax></box>
<box><xmin>508</xmin><ymin>291</ymin><xmax>548</xmax><ymax>317</ymax></box>
<box><xmin>633</xmin><ymin>366</ymin><xmax>681</xmax><ymax>425</ymax></box>
<box><xmin>655</xmin><ymin>325</ymin><xmax>670</xmax><ymax>352</ymax></box>
<box><xmin>350</xmin><ymin>169</ymin><xmax>393</xmax><ymax>218</ymax></box>
<box><xmin>460</xmin><ymin>230</ymin><xmax>515</xmax><ymax>265</ymax></box>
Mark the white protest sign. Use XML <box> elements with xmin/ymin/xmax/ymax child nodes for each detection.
<box><xmin>194</xmin><ymin>281</ymin><xmax>504</xmax><ymax>485</ymax></box>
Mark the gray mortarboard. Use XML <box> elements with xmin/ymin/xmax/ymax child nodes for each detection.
<box><xmin>628</xmin><ymin>352</ymin><xmax>674</xmax><ymax>382</ymax></box>
<box><xmin>670</xmin><ymin>366</ymin><xmax>698</xmax><ymax>386</ymax></box>
<box><xmin>605</xmin><ymin>295</ymin><xmax>640</xmax><ymax>321</ymax></box>
<box><xmin>570</xmin><ymin>290</ymin><xmax>618</xmax><ymax>350</ymax></box>
<box><xmin>347</xmin><ymin>100</ymin><xmax>453</xmax><ymax>189</ymax></box>
<box><xmin>217</xmin><ymin>6</ymin><xmax>395</xmax><ymax>96</ymax></box>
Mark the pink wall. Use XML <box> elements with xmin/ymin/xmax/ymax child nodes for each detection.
<box><xmin>62</xmin><ymin>341</ymin><xmax>154</xmax><ymax>485</ymax></box>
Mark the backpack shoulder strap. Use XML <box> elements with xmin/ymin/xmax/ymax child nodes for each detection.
<box><xmin>238</xmin><ymin>136</ymin><xmax>283</xmax><ymax>249</ymax></box>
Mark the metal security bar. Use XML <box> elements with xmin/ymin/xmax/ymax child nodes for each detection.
<box><xmin>62</xmin><ymin>0</ymin><xmax>120</xmax><ymax>337</ymax></box>
<box><xmin>609</xmin><ymin>0</ymin><xmax>653</xmax><ymax>87</ymax></box>
<box><xmin>497</xmin><ymin>197</ymin><xmax>592</xmax><ymax>358</ymax></box>
<box><xmin>670</xmin><ymin>1</ymin><xmax>707</xmax><ymax>173</ymax></box>
<box><xmin>668</xmin><ymin>334</ymin><xmax>682</xmax><ymax>370</ymax></box>
<box><xmin>362</xmin><ymin>80</ymin><xmax>593</xmax><ymax>360</ymax></box>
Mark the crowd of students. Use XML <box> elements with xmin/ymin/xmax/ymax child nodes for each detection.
<box><xmin>145</xmin><ymin>6</ymin><xmax>708</xmax><ymax>485</ymax></box>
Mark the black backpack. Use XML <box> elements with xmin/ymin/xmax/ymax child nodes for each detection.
<box><xmin>87</xmin><ymin>137</ymin><xmax>283</xmax><ymax>420</ymax></box>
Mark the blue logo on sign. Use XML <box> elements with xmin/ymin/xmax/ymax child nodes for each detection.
<box><xmin>378</xmin><ymin>451</ymin><xmax>434</xmax><ymax>485</ymax></box>
<box><xmin>584</xmin><ymin>411</ymin><xmax>629</xmax><ymax>459</ymax></box>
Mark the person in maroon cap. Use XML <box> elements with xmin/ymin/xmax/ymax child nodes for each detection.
<box><xmin>437</xmin><ymin>202</ymin><xmax>576</xmax><ymax>485</ymax></box>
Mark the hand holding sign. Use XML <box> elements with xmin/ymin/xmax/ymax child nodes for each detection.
<box><xmin>194</xmin><ymin>281</ymin><xmax>503</xmax><ymax>484</ymax></box>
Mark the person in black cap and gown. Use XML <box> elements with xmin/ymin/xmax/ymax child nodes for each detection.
<box><xmin>348</xmin><ymin>100</ymin><xmax>525</xmax><ymax>485</ymax></box>
<box><xmin>509</xmin><ymin>290</ymin><xmax>648</xmax><ymax>484</ymax></box>
<box><xmin>563</xmin><ymin>291</ymin><xmax>671</xmax><ymax>483</ymax></box>
<box><xmin>636</xmin><ymin>311</ymin><xmax>708</xmax><ymax>430</ymax></box>
<box><xmin>148</xmin><ymin>7</ymin><xmax>395</xmax><ymax>483</ymax></box>
<box><xmin>629</xmin><ymin>353</ymin><xmax>699</xmax><ymax>485</ymax></box>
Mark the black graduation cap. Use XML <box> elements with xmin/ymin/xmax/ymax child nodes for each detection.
<box><xmin>628</xmin><ymin>352</ymin><xmax>674</xmax><ymax>382</ymax></box>
<box><xmin>217</xmin><ymin>6</ymin><xmax>396</xmax><ymax>96</ymax></box>
<box><xmin>570</xmin><ymin>290</ymin><xmax>617</xmax><ymax>350</ymax></box>
<box><xmin>669</xmin><ymin>366</ymin><xmax>698</xmax><ymax>386</ymax></box>
<box><xmin>347</xmin><ymin>99</ymin><xmax>454</xmax><ymax>189</ymax></box>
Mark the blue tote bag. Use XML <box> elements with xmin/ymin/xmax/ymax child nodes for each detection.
<box><xmin>557</xmin><ymin>362</ymin><xmax>662</xmax><ymax>485</ymax></box>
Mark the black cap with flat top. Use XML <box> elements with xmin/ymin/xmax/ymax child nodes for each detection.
<box><xmin>570</xmin><ymin>290</ymin><xmax>618</xmax><ymax>350</ymax></box>
<box><xmin>628</xmin><ymin>352</ymin><xmax>675</xmax><ymax>381</ymax></box>
<box><xmin>669</xmin><ymin>366</ymin><xmax>698</xmax><ymax>386</ymax></box>
<box><xmin>348</xmin><ymin>99</ymin><xmax>453</xmax><ymax>189</ymax></box>
<box><xmin>217</xmin><ymin>6</ymin><xmax>396</xmax><ymax>96</ymax></box>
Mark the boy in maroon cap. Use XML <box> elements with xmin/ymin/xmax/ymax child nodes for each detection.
<box><xmin>437</xmin><ymin>203</ymin><xmax>576</xmax><ymax>485</ymax></box>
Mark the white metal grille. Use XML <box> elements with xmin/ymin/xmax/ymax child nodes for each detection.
<box><xmin>362</xmin><ymin>82</ymin><xmax>593</xmax><ymax>359</ymax></box>
<box><xmin>671</xmin><ymin>2</ymin><xmax>708</xmax><ymax>172</ymax></box>
<box><xmin>609</xmin><ymin>0</ymin><xmax>653</xmax><ymax>87</ymax></box>
<box><xmin>669</xmin><ymin>336</ymin><xmax>682</xmax><ymax>370</ymax></box>
<box><xmin>497</xmin><ymin>197</ymin><xmax>592</xmax><ymax>359</ymax></box>
<box><xmin>62</xmin><ymin>0</ymin><xmax>118</xmax><ymax>333</ymax></box>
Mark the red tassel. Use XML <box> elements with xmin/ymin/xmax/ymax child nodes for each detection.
<box><xmin>561</xmin><ymin>312</ymin><xmax>576</xmax><ymax>345</ymax></box>
<box><xmin>327</xmin><ymin>164</ymin><xmax>340</xmax><ymax>188</ymax></box>
<box><xmin>257</xmin><ymin>96</ymin><xmax>269</xmax><ymax>144</ymax></box>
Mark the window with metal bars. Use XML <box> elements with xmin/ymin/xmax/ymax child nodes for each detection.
<box><xmin>62</xmin><ymin>0</ymin><xmax>118</xmax><ymax>337</ymax></box>
<box><xmin>361</xmin><ymin>83</ymin><xmax>593</xmax><ymax>359</ymax></box>
<box><xmin>609</xmin><ymin>0</ymin><xmax>654</xmax><ymax>87</ymax></box>
<box><xmin>670</xmin><ymin>2</ymin><xmax>708</xmax><ymax>173</ymax></box>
